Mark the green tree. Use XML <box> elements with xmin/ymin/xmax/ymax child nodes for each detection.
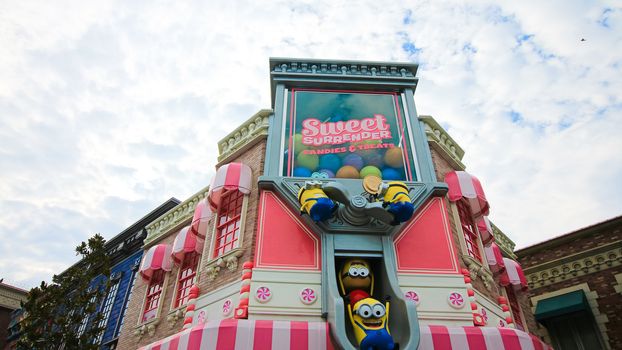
<box><xmin>17</xmin><ymin>234</ymin><xmax>112</xmax><ymax>350</ymax></box>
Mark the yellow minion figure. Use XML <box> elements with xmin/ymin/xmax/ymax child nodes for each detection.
<box><xmin>297</xmin><ymin>181</ymin><xmax>337</xmax><ymax>222</ymax></box>
<box><xmin>379</xmin><ymin>181</ymin><xmax>414</xmax><ymax>225</ymax></box>
<box><xmin>347</xmin><ymin>290</ymin><xmax>395</xmax><ymax>350</ymax></box>
<box><xmin>339</xmin><ymin>259</ymin><xmax>374</xmax><ymax>296</ymax></box>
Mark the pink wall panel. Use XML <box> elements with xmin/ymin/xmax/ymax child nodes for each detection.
<box><xmin>393</xmin><ymin>197</ymin><xmax>460</xmax><ymax>274</ymax></box>
<box><xmin>255</xmin><ymin>191</ymin><xmax>321</xmax><ymax>270</ymax></box>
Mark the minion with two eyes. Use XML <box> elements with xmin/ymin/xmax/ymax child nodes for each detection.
<box><xmin>347</xmin><ymin>290</ymin><xmax>395</xmax><ymax>350</ymax></box>
<box><xmin>338</xmin><ymin>259</ymin><xmax>374</xmax><ymax>296</ymax></box>
<box><xmin>378</xmin><ymin>181</ymin><xmax>414</xmax><ymax>225</ymax></box>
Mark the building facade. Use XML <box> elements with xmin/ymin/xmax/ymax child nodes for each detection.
<box><xmin>516</xmin><ymin>215</ymin><xmax>622</xmax><ymax>350</ymax></box>
<box><xmin>118</xmin><ymin>58</ymin><xmax>549</xmax><ymax>350</ymax></box>
<box><xmin>0</xmin><ymin>283</ymin><xmax>27</xmax><ymax>349</ymax></box>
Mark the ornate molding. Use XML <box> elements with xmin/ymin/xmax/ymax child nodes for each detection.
<box><xmin>419</xmin><ymin>115</ymin><xmax>466</xmax><ymax>171</ymax></box>
<box><xmin>462</xmin><ymin>255</ymin><xmax>494</xmax><ymax>291</ymax></box>
<box><xmin>218</xmin><ymin>109</ymin><xmax>271</xmax><ymax>163</ymax></box>
<box><xmin>490</xmin><ymin>222</ymin><xmax>516</xmax><ymax>259</ymax></box>
<box><xmin>525</xmin><ymin>244</ymin><xmax>622</xmax><ymax>289</ymax></box>
<box><xmin>204</xmin><ymin>248</ymin><xmax>244</xmax><ymax>281</ymax></box>
<box><xmin>0</xmin><ymin>285</ymin><xmax>27</xmax><ymax>309</ymax></box>
<box><xmin>271</xmin><ymin>59</ymin><xmax>417</xmax><ymax>80</ymax></box>
<box><xmin>144</xmin><ymin>185</ymin><xmax>210</xmax><ymax>247</ymax></box>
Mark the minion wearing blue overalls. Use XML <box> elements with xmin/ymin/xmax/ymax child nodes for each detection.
<box><xmin>347</xmin><ymin>290</ymin><xmax>395</xmax><ymax>350</ymax></box>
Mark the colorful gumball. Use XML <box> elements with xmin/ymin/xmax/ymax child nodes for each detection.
<box><xmin>382</xmin><ymin>167</ymin><xmax>402</xmax><ymax>180</ymax></box>
<box><xmin>318</xmin><ymin>169</ymin><xmax>335</xmax><ymax>178</ymax></box>
<box><xmin>384</xmin><ymin>147</ymin><xmax>404</xmax><ymax>168</ymax></box>
<box><xmin>293</xmin><ymin>167</ymin><xmax>312</xmax><ymax>177</ymax></box>
<box><xmin>343</xmin><ymin>153</ymin><xmax>364</xmax><ymax>170</ymax></box>
<box><xmin>296</xmin><ymin>153</ymin><xmax>319</xmax><ymax>171</ymax></box>
<box><xmin>360</xmin><ymin>165</ymin><xmax>382</xmax><ymax>179</ymax></box>
<box><xmin>319</xmin><ymin>154</ymin><xmax>341</xmax><ymax>173</ymax></box>
<box><xmin>363</xmin><ymin>152</ymin><xmax>384</xmax><ymax>168</ymax></box>
<box><xmin>336</xmin><ymin>165</ymin><xmax>360</xmax><ymax>179</ymax></box>
<box><xmin>292</xmin><ymin>133</ymin><xmax>310</xmax><ymax>154</ymax></box>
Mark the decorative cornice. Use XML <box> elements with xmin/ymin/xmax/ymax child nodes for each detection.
<box><xmin>419</xmin><ymin>115</ymin><xmax>466</xmax><ymax>171</ymax></box>
<box><xmin>0</xmin><ymin>284</ymin><xmax>28</xmax><ymax>309</ymax></box>
<box><xmin>524</xmin><ymin>242</ymin><xmax>622</xmax><ymax>289</ymax></box>
<box><xmin>218</xmin><ymin>109</ymin><xmax>272</xmax><ymax>164</ymax></box>
<box><xmin>490</xmin><ymin>222</ymin><xmax>516</xmax><ymax>259</ymax></box>
<box><xmin>144</xmin><ymin>185</ymin><xmax>210</xmax><ymax>247</ymax></box>
<box><xmin>271</xmin><ymin>59</ymin><xmax>418</xmax><ymax>79</ymax></box>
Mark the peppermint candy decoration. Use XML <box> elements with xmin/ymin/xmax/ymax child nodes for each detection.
<box><xmin>481</xmin><ymin>308</ymin><xmax>488</xmax><ymax>323</ymax></box>
<box><xmin>300</xmin><ymin>288</ymin><xmax>317</xmax><ymax>305</ymax></box>
<box><xmin>197</xmin><ymin>310</ymin><xmax>207</xmax><ymax>324</ymax></box>
<box><xmin>499</xmin><ymin>319</ymin><xmax>506</xmax><ymax>327</ymax></box>
<box><xmin>448</xmin><ymin>292</ymin><xmax>465</xmax><ymax>309</ymax></box>
<box><xmin>255</xmin><ymin>286</ymin><xmax>272</xmax><ymax>303</ymax></box>
<box><xmin>404</xmin><ymin>291</ymin><xmax>420</xmax><ymax>305</ymax></box>
<box><xmin>222</xmin><ymin>299</ymin><xmax>232</xmax><ymax>316</ymax></box>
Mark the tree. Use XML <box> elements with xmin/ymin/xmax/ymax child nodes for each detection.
<box><xmin>17</xmin><ymin>234</ymin><xmax>112</xmax><ymax>350</ymax></box>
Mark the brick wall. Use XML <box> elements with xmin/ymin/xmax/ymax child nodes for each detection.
<box><xmin>116</xmin><ymin>140</ymin><xmax>267</xmax><ymax>350</ymax></box>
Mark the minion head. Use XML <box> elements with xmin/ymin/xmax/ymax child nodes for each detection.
<box><xmin>339</xmin><ymin>259</ymin><xmax>373</xmax><ymax>296</ymax></box>
<box><xmin>351</xmin><ymin>297</ymin><xmax>388</xmax><ymax>331</ymax></box>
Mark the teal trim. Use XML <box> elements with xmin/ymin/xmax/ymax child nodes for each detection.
<box><xmin>535</xmin><ymin>290</ymin><xmax>591</xmax><ymax>322</ymax></box>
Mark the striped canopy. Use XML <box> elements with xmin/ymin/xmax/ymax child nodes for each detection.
<box><xmin>190</xmin><ymin>198</ymin><xmax>213</xmax><ymax>239</ymax></box>
<box><xmin>500</xmin><ymin>258</ymin><xmax>529</xmax><ymax>291</ymax></box>
<box><xmin>172</xmin><ymin>226</ymin><xmax>204</xmax><ymax>265</ymax></box>
<box><xmin>139</xmin><ymin>244</ymin><xmax>173</xmax><ymax>280</ymax></box>
<box><xmin>419</xmin><ymin>325</ymin><xmax>552</xmax><ymax>350</ymax></box>
<box><xmin>484</xmin><ymin>242</ymin><xmax>505</xmax><ymax>274</ymax></box>
<box><xmin>477</xmin><ymin>216</ymin><xmax>495</xmax><ymax>247</ymax></box>
<box><xmin>445</xmin><ymin>171</ymin><xmax>490</xmax><ymax>218</ymax></box>
<box><xmin>208</xmin><ymin>163</ymin><xmax>252</xmax><ymax>210</ymax></box>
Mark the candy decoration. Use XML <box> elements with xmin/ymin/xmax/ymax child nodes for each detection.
<box><xmin>292</xmin><ymin>133</ymin><xmax>310</xmax><ymax>154</ymax></box>
<box><xmin>384</xmin><ymin>147</ymin><xmax>404</xmax><ymax>168</ymax></box>
<box><xmin>293</xmin><ymin>167</ymin><xmax>312</xmax><ymax>177</ymax></box>
<box><xmin>234</xmin><ymin>262</ymin><xmax>253</xmax><ymax>319</ymax></box>
<box><xmin>255</xmin><ymin>286</ymin><xmax>272</xmax><ymax>303</ymax></box>
<box><xmin>317</xmin><ymin>169</ymin><xmax>335</xmax><ymax>178</ymax></box>
<box><xmin>359</xmin><ymin>165</ymin><xmax>382</xmax><ymax>179</ymax></box>
<box><xmin>343</xmin><ymin>153</ymin><xmax>364</xmax><ymax>170</ymax></box>
<box><xmin>336</xmin><ymin>165</ymin><xmax>359</xmax><ymax>179</ymax></box>
<box><xmin>222</xmin><ymin>299</ymin><xmax>232</xmax><ymax>316</ymax></box>
<box><xmin>182</xmin><ymin>285</ymin><xmax>200</xmax><ymax>329</ymax></box>
<box><xmin>462</xmin><ymin>269</ymin><xmax>486</xmax><ymax>326</ymax></box>
<box><xmin>405</xmin><ymin>291</ymin><xmax>420</xmax><ymax>306</ymax></box>
<box><xmin>363</xmin><ymin>152</ymin><xmax>384</xmax><ymax>168</ymax></box>
<box><xmin>296</xmin><ymin>153</ymin><xmax>319</xmax><ymax>171</ymax></box>
<box><xmin>382</xmin><ymin>167</ymin><xmax>402</xmax><ymax>180</ymax></box>
<box><xmin>497</xmin><ymin>296</ymin><xmax>514</xmax><ymax>328</ymax></box>
<box><xmin>318</xmin><ymin>154</ymin><xmax>341</xmax><ymax>173</ymax></box>
<box><xmin>481</xmin><ymin>308</ymin><xmax>488</xmax><ymax>324</ymax></box>
<box><xmin>448</xmin><ymin>292</ymin><xmax>465</xmax><ymax>308</ymax></box>
<box><xmin>300</xmin><ymin>288</ymin><xmax>317</xmax><ymax>305</ymax></box>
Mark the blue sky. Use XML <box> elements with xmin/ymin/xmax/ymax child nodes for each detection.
<box><xmin>1</xmin><ymin>0</ymin><xmax>621</xmax><ymax>289</ymax></box>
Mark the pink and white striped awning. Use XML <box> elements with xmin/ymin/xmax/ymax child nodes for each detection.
<box><xmin>445</xmin><ymin>171</ymin><xmax>490</xmax><ymax>217</ymax></box>
<box><xmin>137</xmin><ymin>319</ymin><xmax>333</xmax><ymax>350</ymax></box>
<box><xmin>189</xmin><ymin>198</ymin><xmax>212</xmax><ymax>239</ymax></box>
<box><xmin>172</xmin><ymin>226</ymin><xmax>204</xmax><ymax>265</ymax></box>
<box><xmin>477</xmin><ymin>216</ymin><xmax>495</xmax><ymax>247</ymax></box>
<box><xmin>419</xmin><ymin>325</ymin><xmax>552</xmax><ymax>350</ymax></box>
<box><xmin>484</xmin><ymin>242</ymin><xmax>506</xmax><ymax>274</ymax></box>
<box><xmin>140</xmin><ymin>244</ymin><xmax>173</xmax><ymax>280</ymax></box>
<box><xmin>208</xmin><ymin>163</ymin><xmax>253</xmax><ymax>210</ymax></box>
<box><xmin>500</xmin><ymin>258</ymin><xmax>529</xmax><ymax>291</ymax></box>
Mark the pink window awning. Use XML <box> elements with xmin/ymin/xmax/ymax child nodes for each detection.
<box><xmin>484</xmin><ymin>242</ymin><xmax>505</xmax><ymax>274</ymax></box>
<box><xmin>171</xmin><ymin>226</ymin><xmax>204</xmax><ymax>265</ymax></box>
<box><xmin>139</xmin><ymin>244</ymin><xmax>173</xmax><ymax>280</ymax></box>
<box><xmin>207</xmin><ymin>162</ymin><xmax>252</xmax><ymax>211</ymax></box>
<box><xmin>189</xmin><ymin>198</ymin><xmax>213</xmax><ymax>239</ymax></box>
<box><xmin>137</xmin><ymin>319</ymin><xmax>333</xmax><ymax>350</ymax></box>
<box><xmin>500</xmin><ymin>258</ymin><xmax>529</xmax><ymax>291</ymax></box>
<box><xmin>477</xmin><ymin>216</ymin><xmax>495</xmax><ymax>247</ymax></box>
<box><xmin>445</xmin><ymin>171</ymin><xmax>490</xmax><ymax>218</ymax></box>
<box><xmin>420</xmin><ymin>325</ymin><xmax>552</xmax><ymax>350</ymax></box>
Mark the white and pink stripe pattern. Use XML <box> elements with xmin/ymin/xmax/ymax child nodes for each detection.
<box><xmin>139</xmin><ymin>244</ymin><xmax>173</xmax><ymax>280</ymax></box>
<box><xmin>477</xmin><ymin>216</ymin><xmax>495</xmax><ymax>247</ymax></box>
<box><xmin>137</xmin><ymin>319</ymin><xmax>334</xmax><ymax>350</ymax></box>
<box><xmin>208</xmin><ymin>162</ymin><xmax>253</xmax><ymax>210</ymax></box>
<box><xmin>500</xmin><ymin>258</ymin><xmax>529</xmax><ymax>291</ymax></box>
<box><xmin>419</xmin><ymin>325</ymin><xmax>553</xmax><ymax>350</ymax></box>
<box><xmin>190</xmin><ymin>198</ymin><xmax>212</xmax><ymax>239</ymax></box>
<box><xmin>445</xmin><ymin>171</ymin><xmax>490</xmax><ymax>218</ymax></box>
<box><xmin>484</xmin><ymin>242</ymin><xmax>506</xmax><ymax>274</ymax></box>
<box><xmin>171</xmin><ymin>226</ymin><xmax>204</xmax><ymax>265</ymax></box>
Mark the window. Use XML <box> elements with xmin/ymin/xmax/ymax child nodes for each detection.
<box><xmin>115</xmin><ymin>270</ymin><xmax>137</xmax><ymax>337</ymax></box>
<box><xmin>142</xmin><ymin>270</ymin><xmax>165</xmax><ymax>323</ymax></box>
<box><xmin>457</xmin><ymin>200</ymin><xmax>482</xmax><ymax>262</ymax></box>
<box><xmin>94</xmin><ymin>280</ymin><xmax>119</xmax><ymax>344</ymax></box>
<box><xmin>174</xmin><ymin>251</ymin><xmax>200</xmax><ymax>308</ymax></box>
<box><xmin>505</xmin><ymin>286</ymin><xmax>524</xmax><ymax>330</ymax></box>
<box><xmin>214</xmin><ymin>190</ymin><xmax>244</xmax><ymax>257</ymax></box>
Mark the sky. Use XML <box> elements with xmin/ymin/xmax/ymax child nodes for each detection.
<box><xmin>1</xmin><ymin>0</ymin><xmax>620</xmax><ymax>290</ymax></box>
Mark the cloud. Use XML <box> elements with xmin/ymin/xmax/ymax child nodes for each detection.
<box><xmin>0</xmin><ymin>0</ymin><xmax>620</xmax><ymax>289</ymax></box>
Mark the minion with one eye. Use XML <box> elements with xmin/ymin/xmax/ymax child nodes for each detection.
<box><xmin>339</xmin><ymin>259</ymin><xmax>374</xmax><ymax>296</ymax></box>
<box><xmin>379</xmin><ymin>181</ymin><xmax>415</xmax><ymax>225</ymax></box>
<box><xmin>347</xmin><ymin>290</ymin><xmax>394</xmax><ymax>350</ymax></box>
<box><xmin>297</xmin><ymin>181</ymin><xmax>337</xmax><ymax>222</ymax></box>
